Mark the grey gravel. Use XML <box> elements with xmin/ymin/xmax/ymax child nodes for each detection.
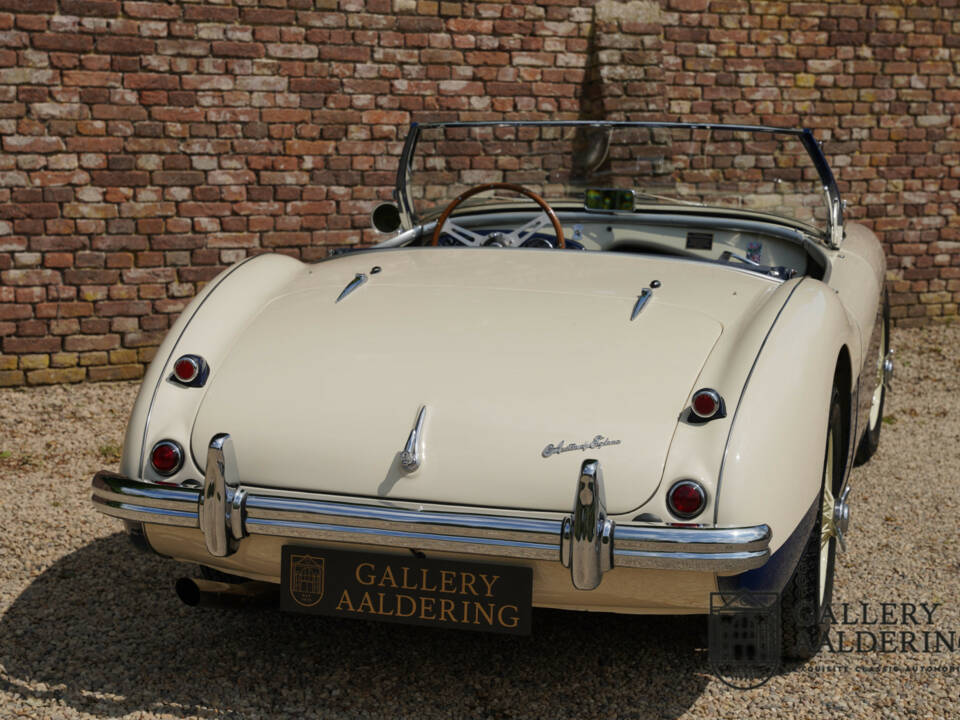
<box><xmin>1</xmin><ymin>323</ymin><xmax>958</xmax><ymax>719</ymax></box>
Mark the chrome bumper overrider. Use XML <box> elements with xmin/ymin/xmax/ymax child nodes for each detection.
<box><xmin>92</xmin><ymin>436</ymin><xmax>771</xmax><ymax>587</ymax></box>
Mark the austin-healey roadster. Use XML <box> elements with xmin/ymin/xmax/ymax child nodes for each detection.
<box><xmin>92</xmin><ymin>121</ymin><xmax>891</xmax><ymax>657</ymax></box>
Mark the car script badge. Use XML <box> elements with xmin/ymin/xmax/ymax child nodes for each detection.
<box><xmin>542</xmin><ymin>435</ymin><xmax>621</xmax><ymax>458</ymax></box>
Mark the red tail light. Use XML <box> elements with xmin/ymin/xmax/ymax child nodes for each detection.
<box><xmin>150</xmin><ymin>440</ymin><xmax>183</xmax><ymax>476</ymax></box>
<box><xmin>667</xmin><ymin>480</ymin><xmax>706</xmax><ymax>519</ymax></box>
<box><xmin>691</xmin><ymin>388</ymin><xmax>724</xmax><ymax>420</ymax></box>
<box><xmin>173</xmin><ymin>356</ymin><xmax>200</xmax><ymax>383</ymax></box>
<box><xmin>170</xmin><ymin>354</ymin><xmax>208</xmax><ymax>387</ymax></box>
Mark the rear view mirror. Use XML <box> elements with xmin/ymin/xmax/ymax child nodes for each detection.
<box><xmin>371</xmin><ymin>203</ymin><xmax>402</xmax><ymax>233</ymax></box>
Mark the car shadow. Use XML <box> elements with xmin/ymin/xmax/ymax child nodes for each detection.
<box><xmin>0</xmin><ymin>535</ymin><xmax>713</xmax><ymax>719</ymax></box>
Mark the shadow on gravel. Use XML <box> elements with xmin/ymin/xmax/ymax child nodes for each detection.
<box><xmin>1</xmin><ymin>535</ymin><xmax>712</xmax><ymax>719</ymax></box>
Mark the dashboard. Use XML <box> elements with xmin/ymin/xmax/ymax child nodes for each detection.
<box><xmin>431</xmin><ymin>209</ymin><xmax>821</xmax><ymax>280</ymax></box>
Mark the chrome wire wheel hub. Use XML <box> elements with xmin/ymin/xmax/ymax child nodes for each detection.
<box><xmin>883</xmin><ymin>349</ymin><xmax>895</xmax><ymax>389</ymax></box>
<box><xmin>822</xmin><ymin>479</ymin><xmax>852</xmax><ymax>558</ymax></box>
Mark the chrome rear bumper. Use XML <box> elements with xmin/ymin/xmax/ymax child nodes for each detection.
<box><xmin>92</xmin><ymin>470</ymin><xmax>770</xmax><ymax>577</ymax></box>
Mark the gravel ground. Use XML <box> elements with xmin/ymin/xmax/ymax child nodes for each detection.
<box><xmin>1</xmin><ymin>323</ymin><xmax>958</xmax><ymax>719</ymax></box>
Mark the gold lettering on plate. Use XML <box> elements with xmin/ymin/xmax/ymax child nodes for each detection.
<box><xmin>479</xmin><ymin>574</ymin><xmax>499</xmax><ymax>598</ymax></box>
<box><xmin>335</xmin><ymin>588</ymin><xmax>354</xmax><ymax>612</ymax></box>
<box><xmin>355</xmin><ymin>562</ymin><xmax>375</xmax><ymax>586</ymax></box>
<box><xmin>350</xmin><ymin>560</ymin><xmax>504</xmax><ymax>596</ymax></box>
<box><xmin>332</xmin><ymin>587</ymin><xmax>520</xmax><ymax>628</ymax></box>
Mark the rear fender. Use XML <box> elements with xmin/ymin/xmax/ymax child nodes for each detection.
<box><xmin>715</xmin><ymin>279</ymin><xmax>859</xmax><ymax>555</ymax></box>
<box><xmin>122</xmin><ymin>254</ymin><xmax>306</xmax><ymax>482</ymax></box>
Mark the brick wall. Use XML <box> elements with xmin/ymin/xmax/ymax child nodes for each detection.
<box><xmin>0</xmin><ymin>0</ymin><xmax>956</xmax><ymax>387</ymax></box>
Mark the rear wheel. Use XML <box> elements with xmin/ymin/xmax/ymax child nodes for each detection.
<box><xmin>780</xmin><ymin>385</ymin><xmax>842</xmax><ymax>660</ymax></box>
<box><xmin>855</xmin><ymin>292</ymin><xmax>890</xmax><ymax>464</ymax></box>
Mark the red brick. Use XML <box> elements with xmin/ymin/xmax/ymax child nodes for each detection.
<box><xmin>153</xmin><ymin>171</ymin><xmax>205</xmax><ymax>186</ymax></box>
<box><xmin>3</xmin><ymin>335</ymin><xmax>60</xmax><ymax>353</ymax></box>
<box><xmin>90</xmin><ymin>171</ymin><xmax>150</xmax><ymax>186</ymax></box>
<box><xmin>242</xmin><ymin>8</ymin><xmax>295</xmax><ymax>25</ymax></box>
<box><xmin>63</xmin><ymin>333</ymin><xmax>120</xmax><ymax>351</ymax></box>
<box><xmin>2</xmin><ymin>136</ymin><xmax>65</xmax><ymax>153</ymax></box>
<box><xmin>0</xmin><ymin>0</ymin><xmax>56</xmax><ymax>12</ymax></box>
<box><xmin>96</xmin><ymin>36</ymin><xmax>155</xmax><ymax>55</ymax></box>
<box><xmin>0</xmin><ymin>370</ymin><xmax>25</xmax><ymax>386</ymax></box>
<box><xmin>26</xmin><ymin>367</ymin><xmax>85</xmax><ymax>384</ymax></box>
<box><xmin>35</xmin><ymin>302</ymin><xmax>93</xmax><ymax>318</ymax></box>
<box><xmin>124</xmin><ymin>73</ymin><xmax>180</xmax><ymax>90</ymax></box>
<box><xmin>88</xmin><ymin>363</ymin><xmax>143</xmax><ymax>381</ymax></box>
<box><xmin>212</xmin><ymin>41</ymin><xmax>265</xmax><ymax>59</ymax></box>
<box><xmin>120</xmin><ymin>0</ymin><xmax>178</xmax><ymax>17</ymax></box>
<box><xmin>33</xmin><ymin>33</ymin><xmax>93</xmax><ymax>52</ymax></box>
<box><xmin>94</xmin><ymin>300</ymin><xmax>150</xmax><ymax>316</ymax></box>
<box><xmin>183</xmin><ymin>4</ymin><xmax>236</xmax><ymax>21</ymax></box>
<box><xmin>1</xmin><ymin>268</ymin><xmax>60</xmax><ymax>285</ymax></box>
<box><xmin>0</xmin><ymin>303</ymin><xmax>31</xmax><ymax>320</ymax></box>
<box><xmin>60</xmin><ymin>0</ymin><xmax>119</xmax><ymax>17</ymax></box>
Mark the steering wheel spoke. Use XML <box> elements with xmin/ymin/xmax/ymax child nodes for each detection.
<box><xmin>501</xmin><ymin>213</ymin><xmax>551</xmax><ymax>247</ymax></box>
<box><xmin>440</xmin><ymin>220</ymin><xmax>486</xmax><ymax>247</ymax></box>
<box><xmin>430</xmin><ymin>182</ymin><xmax>565</xmax><ymax>249</ymax></box>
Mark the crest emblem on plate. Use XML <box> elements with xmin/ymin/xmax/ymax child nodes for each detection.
<box><xmin>289</xmin><ymin>554</ymin><xmax>325</xmax><ymax>607</ymax></box>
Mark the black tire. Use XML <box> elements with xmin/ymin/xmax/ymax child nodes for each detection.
<box><xmin>854</xmin><ymin>291</ymin><xmax>890</xmax><ymax>465</ymax></box>
<box><xmin>780</xmin><ymin>385</ymin><xmax>842</xmax><ymax>660</ymax></box>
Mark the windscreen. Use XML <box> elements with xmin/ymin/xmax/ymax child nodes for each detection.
<box><xmin>404</xmin><ymin>123</ymin><xmax>829</xmax><ymax>235</ymax></box>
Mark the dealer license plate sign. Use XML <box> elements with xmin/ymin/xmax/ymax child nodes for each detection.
<box><xmin>281</xmin><ymin>547</ymin><xmax>533</xmax><ymax>635</ymax></box>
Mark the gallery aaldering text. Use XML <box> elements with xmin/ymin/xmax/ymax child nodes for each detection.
<box><xmin>822</xmin><ymin>602</ymin><xmax>957</xmax><ymax>653</ymax></box>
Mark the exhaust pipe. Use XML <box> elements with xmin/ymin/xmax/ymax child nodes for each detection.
<box><xmin>175</xmin><ymin>577</ymin><xmax>277</xmax><ymax>608</ymax></box>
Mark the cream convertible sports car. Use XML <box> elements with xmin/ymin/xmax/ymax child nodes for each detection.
<box><xmin>92</xmin><ymin>122</ymin><xmax>891</xmax><ymax>659</ymax></box>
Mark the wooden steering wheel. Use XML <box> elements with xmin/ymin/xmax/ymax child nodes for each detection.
<box><xmin>430</xmin><ymin>182</ymin><xmax>566</xmax><ymax>248</ymax></box>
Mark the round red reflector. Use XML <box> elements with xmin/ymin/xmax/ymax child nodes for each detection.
<box><xmin>151</xmin><ymin>441</ymin><xmax>183</xmax><ymax>476</ymax></box>
<box><xmin>692</xmin><ymin>389</ymin><xmax>720</xmax><ymax>419</ymax></box>
<box><xmin>668</xmin><ymin>480</ymin><xmax>706</xmax><ymax>519</ymax></box>
<box><xmin>173</xmin><ymin>356</ymin><xmax>199</xmax><ymax>383</ymax></box>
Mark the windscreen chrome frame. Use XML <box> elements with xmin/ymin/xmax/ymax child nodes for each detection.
<box><xmin>395</xmin><ymin>121</ymin><xmax>844</xmax><ymax>249</ymax></box>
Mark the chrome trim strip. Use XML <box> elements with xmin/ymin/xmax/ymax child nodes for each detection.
<box><xmin>335</xmin><ymin>272</ymin><xmax>368</xmax><ymax>303</ymax></box>
<box><xmin>630</xmin><ymin>288</ymin><xmax>652</xmax><ymax>321</ymax></box>
<box><xmin>400</xmin><ymin>405</ymin><xmax>426</xmax><ymax>472</ymax></box>
<box><xmin>245</xmin><ymin>518</ymin><xmax>561</xmax><ymax>560</ymax></box>
<box><xmin>244</xmin><ymin>494</ymin><xmax>560</xmax><ymax>544</ymax></box>
<box><xmin>800</xmin><ymin>129</ymin><xmax>843</xmax><ymax>248</ymax></box>
<box><xmin>417</xmin><ymin>120</ymin><xmax>807</xmax><ymax>135</ymax></box>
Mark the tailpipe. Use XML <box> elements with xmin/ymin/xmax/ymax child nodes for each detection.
<box><xmin>175</xmin><ymin>577</ymin><xmax>277</xmax><ymax>608</ymax></box>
